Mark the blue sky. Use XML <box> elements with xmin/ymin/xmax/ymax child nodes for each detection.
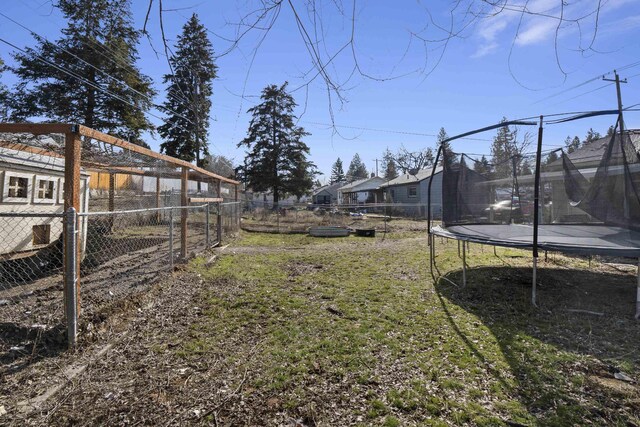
<box><xmin>0</xmin><ymin>0</ymin><xmax>639</xmax><ymax>182</ymax></box>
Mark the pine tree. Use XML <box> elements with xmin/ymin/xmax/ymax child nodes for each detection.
<box><xmin>347</xmin><ymin>153</ymin><xmax>368</xmax><ymax>181</ymax></box>
<box><xmin>329</xmin><ymin>158</ymin><xmax>345</xmax><ymax>183</ymax></box>
<box><xmin>381</xmin><ymin>148</ymin><xmax>398</xmax><ymax>180</ymax></box>
<box><xmin>606</xmin><ymin>125</ymin><xmax>616</xmax><ymax>137</ymax></box>
<box><xmin>0</xmin><ymin>57</ymin><xmax>9</xmax><ymax>121</ymax></box>
<box><xmin>10</xmin><ymin>0</ymin><xmax>154</xmax><ymax>145</ymax></box>
<box><xmin>159</xmin><ymin>14</ymin><xmax>217</xmax><ymax>166</ymax></box>
<box><xmin>583</xmin><ymin>128</ymin><xmax>601</xmax><ymax>146</ymax></box>
<box><xmin>565</xmin><ymin>135</ymin><xmax>580</xmax><ymax>153</ymax></box>
<box><xmin>545</xmin><ymin>150</ymin><xmax>559</xmax><ymax>165</ymax></box>
<box><xmin>438</xmin><ymin>127</ymin><xmax>455</xmax><ymax>167</ymax></box>
<box><xmin>490</xmin><ymin>118</ymin><xmax>530</xmax><ymax>178</ymax></box>
<box><xmin>473</xmin><ymin>155</ymin><xmax>491</xmax><ymax>175</ymax></box>
<box><xmin>237</xmin><ymin>82</ymin><xmax>317</xmax><ymax>206</ymax></box>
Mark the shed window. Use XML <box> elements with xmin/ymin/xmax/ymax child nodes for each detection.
<box><xmin>8</xmin><ymin>176</ymin><xmax>29</xmax><ymax>198</ymax></box>
<box><xmin>37</xmin><ymin>179</ymin><xmax>56</xmax><ymax>200</ymax></box>
<box><xmin>408</xmin><ymin>186</ymin><xmax>418</xmax><ymax>198</ymax></box>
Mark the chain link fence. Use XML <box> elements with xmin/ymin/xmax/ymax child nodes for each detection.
<box><xmin>0</xmin><ymin>124</ymin><xmax>241</xmax><ymax>354</ymax></box>
<box><xmin>240</xmin><ymin>201</ymin><xmax>438</xmax><ymax>234</ymax></box>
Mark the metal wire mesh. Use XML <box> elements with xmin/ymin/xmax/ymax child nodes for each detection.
<box><xmin>0</xmin><ymin>126</ymin><xmax>240</xmax><ymax>346</ymax></box>
<box><xmin>0</xmin><ymin>213</ymin><xmax>66</xmax><ymax>361</ymax></box>
<box><xmin>240</xmin><ymin>200</ymin><xmax>435</xmax><ymax>233</ymax></box>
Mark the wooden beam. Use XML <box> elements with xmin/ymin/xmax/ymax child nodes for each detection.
<box><xmin>0</xmin><ymin>141</ymin><xmax>64</xmax><ymax>158</ymax></box>
<box><xmin>78</xmin><ymin>125</ymin><xmax>239</xmax><ymax>185</ymax></box>
<box><xmin>64</xmin><ymin>131</ymin><xmax>82</xmax><ymax>316</ymax></box>
<box><xmin>0</xmin><ymin>123</ymin><xmax>75</xmax><ymax>135</ymax></box>
<box><xmin>181</xmin><ymin>167</ymin><xmax>188</xmax><ymax>259</ymax></box>
<box><xmin>189</xmin><ymin>197</ymin><xmax>223</xmax><ymax>203</ymax></box>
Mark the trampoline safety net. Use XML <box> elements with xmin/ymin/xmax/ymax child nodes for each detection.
<box><xmin>441</xmin><ymin>123</ymin><xmax>640</xmax><ymax>231</ymax></box>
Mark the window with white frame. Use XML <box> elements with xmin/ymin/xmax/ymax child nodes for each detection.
<box><xmin>408</xmin><ymin>186</ymin><xmax>418</xmax><ymax>198</ymax></box>
<box><xmin>3</xmin><ymin>172</ymin><xmax>32</xmax><ymax>202</ymax></box>
<box><xmin>34</xmin><ymin>177</ymin><xmax>57</xmax><ymax>203</ymax></box>
<box><xmin>58</xmin><ymin>179</ymin><xmax>65</xmax><ymax>204</ymax></box>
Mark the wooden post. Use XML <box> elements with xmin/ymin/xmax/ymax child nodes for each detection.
<box><xmin>234</xmin><ymin>184</ymin><xmax>239</xmax><ymax>229</ymax></box>
<box><xmin>181</xmin><ymin>167</ymin><xmax>189</xmax><ymax>258</ymax></box>
<box><xmin>155</xmin><ymin>174</ymin><xmax>161</xmax><ymax>224</ymax></box>
<box><xmin>108</xmin><ymin>173</ymin><xmax>115</xmax><ymax>230</ymax></box>
<box><xmin>217</xmin><ymin>179</ymin><xmax>222</xmax><ymax>243</ymax></box>
<box><xmin>64</xmin><ymin>130</ymin><xmax>82</xmax><ymax>315</ymax></box>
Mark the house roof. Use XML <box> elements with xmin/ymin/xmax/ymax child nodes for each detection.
<box><xmin>379</xmin><ymin>166</ymin><xmax>443</xmax><ymax>188</ymax></box>
<box><xmin>549</xmin><ymin>129</ymin><xmax>640</xmax><ymax>169</ymax></box>
<box><xmin>312</xmin><ymin>181</ymin><xmax>345</xmax><ymax>196</ymax></box>
<box><xmin>339</xmin><ymin>176</ymin><xmax>386</xmax><ymax>193</ymax></box>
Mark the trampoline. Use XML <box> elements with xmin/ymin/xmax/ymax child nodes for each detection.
<box><xmin>427</xmin><ymin>113</ymin><xmax>640</xmax><ymax>319</ymax></box>
<box><xmin>431</xmin><ymin>224</ymin><xmax>640</xmax><ymax>258</ymax></box>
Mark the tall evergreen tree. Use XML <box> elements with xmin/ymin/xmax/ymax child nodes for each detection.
<box><xmin>473</xmin><ymin>155</ymin><xmax>491</xmax><ymax>175</ymax></box>
<box><xmin>565</xmin><ymin>135</ymin><xmax>580</xmax><ymax>153</ymax></box>
<box><xmin>0</xmin><ymin>57</ymin><xmax>9</xmax><ymax>121</ymax></box>
<box><xmin>583</xmin><ymin>128</ymin><xmax>601</xmax><ymax>146</ymax></box>
<box><xmin>159</xmin><ymin>14</ymin><xmax>217</xmax><ymax>166</ymax></box>
<box><xmin>545</xmin><ymin>150</ymin><xmax>559</xmax><ymax>166</ymax></box>
<box><xmin>237</xmin><ymin>82</ymin><xmax>317</xmax><ymax>206</ymax></box>
<box><xmin>381</xmin><ymin>148</ymin><xmax>398</xmax><ymax>180</ymax></box>
<box><xmin>329</xmin><ymin>158</ymin><xmax>345</xmax><ymax>183</ymax></box>
<box><xmin>10</xmin><ymin>0</ymin><xmax>154</xmax><ymax>145</ymax></box>
<box><xmin>347</xmin><ymin>153</ymin><xmax>368</xmax><ymax>181</ymax></box>
<box><xmin>438</xmin><ymin>127</ymin><xmax>455</xmax><ymax>167</ymax></box>
<box><xmin>490</xmin><ymin>118</ymin><xmax>530</xmax><ymax>178</ymax></box>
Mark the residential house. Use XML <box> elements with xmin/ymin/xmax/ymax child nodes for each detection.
<box><xmin>312</xmin><ymin>181</ymin><xmax>344</xmax><ymax>205</ymax></box>
<box><xmin>379</xmin><ymin>167</ymin><xmax>443</xmax><ymax>217</ymax></box>
<box><xmin>339</xmin><ymin>176</ymin><xmax>386</xmax><ymax>205</ymax></box>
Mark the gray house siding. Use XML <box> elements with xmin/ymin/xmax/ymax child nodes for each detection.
<box><xmin>384</xmin><ymin>173</ymin><xmax>443</xmax><ymax>218</ymax></box>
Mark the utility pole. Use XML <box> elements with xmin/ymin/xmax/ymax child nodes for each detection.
<box><xmin>603</xmin><ymin>70</ymin><xmax>627</xmax><ymax>133</ymax></box>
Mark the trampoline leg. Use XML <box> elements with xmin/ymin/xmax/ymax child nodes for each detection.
<box><xmin>462</xmin><ymin>241</ymin><xmax>467</xmax><ymax>288</ymax></box>
<box><xmin>636</xmin><ymin>259</ymin><xmax>640</xmax><ymax>320</ymax></box>
<box><xmin>532</xmin><ymin>257</ymin><xmax>538</xmax><ymax>307</ymax></box>
<box><xmin>458</xmin><ymin>241</ymin><xmax>461</xmax><ymax>258</ymax></box>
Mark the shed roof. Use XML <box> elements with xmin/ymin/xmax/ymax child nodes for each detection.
<box><xmin>0</xmin><ymin>145</ymin><xmax>90</xmax><ymax>176</ymax></box>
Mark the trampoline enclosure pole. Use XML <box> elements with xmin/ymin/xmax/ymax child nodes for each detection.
<box><xmin>636</xmin><ymin>258</ymin><xmax>640</xmax><ymax>320</ymax></box>
<box><xmin>532</xmin><ymin>257</ymin><xmax>537</xmax><ymax>306</ymax></box>
<box><xmin>532</xmin><ymin>115</ymin><xmax>544</xmax><ymax>307</ymax></box>
<box><xmin>462</xmin><ymin>241</ymin><xmax>467</xmax><ymax>288</ymax></box>
<box><xmin>427</xmin><ymin>145</ymin><xmax>443</xmax><ymax>240</ymax></box>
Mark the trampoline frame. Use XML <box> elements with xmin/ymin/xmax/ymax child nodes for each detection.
<box><xmin>427</xmin><ymin>114</ymin><xmax>640</xmax><ymax>319</ymax></box>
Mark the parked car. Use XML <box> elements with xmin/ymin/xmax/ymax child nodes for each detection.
<box><xmin>484</xmin><ymin>198</ymin><xmax>533</xmax><ymax>223</ymax></box>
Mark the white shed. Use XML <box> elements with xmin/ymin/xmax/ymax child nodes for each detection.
<box><xmin>0</xmin><ymin>145</ymin><xmax>90</xmax><ymax>256</ymax></box>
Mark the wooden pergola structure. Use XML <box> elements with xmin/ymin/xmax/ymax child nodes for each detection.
<box><xmin>0</xmin><ymin>123</ymin><xmax>241</xmax><ymax>317</ymax></box>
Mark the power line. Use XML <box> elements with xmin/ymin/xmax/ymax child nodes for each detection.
<box><xmin>532</xmin><ymin>60</ymin><xmax>640</xmax><ymax>106</ymax></box>
<box><xmin>305</xmin><ymin>121</ymin><xmax>493</xmax><ymax>141</ymax></box>
<box><xmin>0</xmin><ymin>10</ymin><xmax>197</xmax><ymax>126</ymax></box>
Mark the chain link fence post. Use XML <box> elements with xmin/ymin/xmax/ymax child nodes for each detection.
<box><xmin>64</xmin><ymin>207</ymin><xmax>78</xmax><ymax>348</ymax></box>
<box><xmin>205</xmin><ymin>203</ymin><xmax>210</xmax><ymax>248</ymax></box>
<box><xmin>169</xmin><ymin>208</ymin><xmax>174</xmax><ymax>271</ymax></box>
<box><xmin>217</xmin><ymin>202</ymin><xmax>223</xmax><ymax>244</ymax></box>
